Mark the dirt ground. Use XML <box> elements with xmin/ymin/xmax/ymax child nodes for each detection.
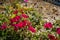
<box><xmin>26</xmin><ymin>0</ymin><xmax>60</xmax><ymax>23</ymax></box>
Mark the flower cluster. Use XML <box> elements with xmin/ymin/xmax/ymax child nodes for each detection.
<box><xmin>9</xmin><ymin>9</ymin><xmax>36</xmax><ymax>33</ymax></box>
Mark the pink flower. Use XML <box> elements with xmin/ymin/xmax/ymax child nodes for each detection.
<box><xmin>48</xmin><ymin>34</ymin><xmax>56</xmax><ymax>40</ymax></box>
<box><xmin>10</xmin><ymin>16</ymin><xmax>20</xmax><ymax>22</ymax></box>
<box><xmin>13</xmin><ymin>10</ymin><xmax>18</xmax><ymax>14</ymax></box>
<box><xmin>56</xmin><ymin>28</ymin><xmax>60</xmax><ymax>34</ymax></box>
<box><xmin>28</xmin><ymin>26</ymin><xmax>36</xmax><ymax>33</ymax></box>
<box><xmin>24</xmin><ymin>0</ymin><xmax>28</xmax><ymax>2</ymax></box>
<box><xmin>21</xmin><ymin>14</ymin><xmax>29</xmax><ymax>18</ymax></box>
<box><xmin>44</xmin><ymin>22</ymin><xmax>53</xmax><ymax>29</ymax></box>
<box><xmin>1</xmin><ymin>23</ymin><xmax>7</xmax><ymax>30</ymax></box>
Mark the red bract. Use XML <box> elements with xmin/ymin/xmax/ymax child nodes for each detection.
<box><xmin>44</xmin><ymin>22</ymin><xmax>53</xmax><ymax>29</ymax></box>
<box><xmin>23</xmin><ymin>20</ymin><xmax>31</xmax><ymax>26</ymax></box>
<box><xmin>48</xmin><ymin>34</ymin><xmax>56</xmax><ymax>40</ymax></box>
<box><xmin>1</xmin><ymin>23</ymin><xmax>7</xmax><ymax>30</ymax></box>
<box><xmin>21</xmin><ymin>14</ymin><xmax>29</xmax><ymax>18</ymax></box>
<box><xmin>28</xmin><ymin>26</ymin><xmax>36</xmax><ymax>33</ymax></box>
<box><xmin>15</xmin><ymin>16</ymin><xmax>20</xmax><ymax>20</ymax></box>
<box><xmin>56</xmin><ymin>28</ymin><xmax>60</xmax><ymax>34</ymax></box>
<box><xmin>10</xmin><ymin>16</ymin><xmax>20</xmax><ymax>23</ymax></box>
<box><xmin>16</xmin><ymin>21</ymin><xmax>25</xmax><ymax>28</ymax></box>
<box><xmin>13</xmin><ymin>10</ymin><xmax>18</xmax><ymax>14</ymax></box>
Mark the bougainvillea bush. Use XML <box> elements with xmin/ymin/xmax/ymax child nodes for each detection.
<box><xmin>0</xmin><ymin>0</ymin><xmax>60</xmax><ymax>40</ymax></box>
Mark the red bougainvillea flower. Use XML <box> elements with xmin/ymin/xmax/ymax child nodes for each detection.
<box><xmin>56</xmin><ymin>28</ymin><xmax>60</xmax><ymax>34</ymax></box>
<box><xmin>28</xmin><ymin>26</ymin><xmax>36</xmax><ymax>33</ymax></box>
<box><xmin>21</xmin><ymin>14</ymin><xmax>29</xmax><ymax>18</ymax></box>
<box><xmin>44</xmin><ymin>22</ymin><xmax>53</xmax><ymax>29</ymax></box>
<box><xmin>10</xmin><ymin>16</ymin><xmax>20</xmax><ymax>23</ymax></box>
<box><xmin>48</xmin><ymin>34</ymin><xmax>56</xmax><ymax>40</ymax></box>
<box><xmin>1</xmin><ymin>23</ymin><xmax>7</xmax><ymax>30</ymax></box>
<box><xmin>24</xmin><ymin>0</ymin><xmax>28</xmax><ymax>2</ymax></box>
<box><xmin>13</xmin><ymin>10</ymin><xmax>18</xmax><ymax>14</ymax></box>
<box><xmin>23</xmin><ymin>20</ymin><xmax>31</xmax><ymax>26</ymax></box>
<box><xmin>16</xmin><ymin>21</ymin><xmax>26</xmax><ymax>28</ymax></box>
